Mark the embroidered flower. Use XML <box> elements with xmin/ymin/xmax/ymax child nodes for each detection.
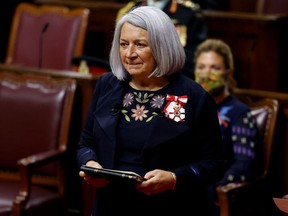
<box><xmin>134</xmin><ymin>92</ymin><xmax>154</xmax><ymax>103</ymax></box>
<box><xmin>123</xmin><ymin>93</ymin><xmax>134</xmax><ymax>107</ymax></box>
<box><xmin>151</xmin><ymin>95</ymin><xmax>165</xmax><ymax>108</ymax></box>
<box><xmin>131</xmin><ymin>104</ymin><xmax>148</xmax><ymax>121</ymax></box>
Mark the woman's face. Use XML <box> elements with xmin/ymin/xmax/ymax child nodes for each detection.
<box><xmin>119</xmin><ymin>22</ymin><xmax>157</xmax><ymax>78</ymax></box>
<box><xmin>195</xmin><ymin>51</ymin><xmax>228</xmax><ymax>95</ymax></box>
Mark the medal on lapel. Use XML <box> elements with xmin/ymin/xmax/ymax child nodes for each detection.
<box><xmin>164</xmin><ymin>95</ymin><xmax>188</xmax><ymax>122</ymax></box>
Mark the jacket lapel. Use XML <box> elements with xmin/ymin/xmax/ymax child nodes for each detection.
<box><xmin>95</xmin><ymin>78</ymin><xmax>125</xmax><ymax>145</ymax></box>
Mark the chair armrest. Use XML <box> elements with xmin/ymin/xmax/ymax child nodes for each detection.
<box><xmin>13</xmin><ymin>148</ymin><xmax>66</xmax><ymax>207</ymax></box>
<box><xmin>216</xmin><ymin>177</ymin><xmax>266</xmax><ymax>216</ymax></box>
<box><xmin>216</xmin><ymin>182</ymin><xmax>249</xmax><ymax>216</ymax></box>
<box><xmin>17</xmin><ymin>148</ymin><xmax>66</xmax><ymax>167</ymax></box>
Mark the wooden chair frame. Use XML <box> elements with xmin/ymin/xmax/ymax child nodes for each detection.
<box><xmin>0</xmin><ymin>72</ymin><xmax>76</xmax><ymax>216</ymax></box>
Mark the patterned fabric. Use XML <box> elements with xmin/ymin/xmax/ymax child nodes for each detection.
<box><xmin>117</xmin><ymin>87</ymin><xmax>166</xmax><ymax>172</ymax></box>
<box><xmin>121</xmin><ymin>87</ymin><xmax>166</xmax><ymax>123</ymax></box>
<box><xmin>217</xmin><ymin>95</ymin><xmax>258</xmax><ymax>184</ymax></box>
<box><xmin>117</xmin><ymin>85</ymin><xmax>188</xmax><ymax>172</ymax></box>
<box><xmin>195</xmin><ymin>69</ymin><xmax>227</xmax><ymax>95</ymax></box>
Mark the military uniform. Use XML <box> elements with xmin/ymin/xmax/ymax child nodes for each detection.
<box><xmin>117</xmin><ymin>0</ymin><xmax>207</xmax><ymax>79</ymax></box>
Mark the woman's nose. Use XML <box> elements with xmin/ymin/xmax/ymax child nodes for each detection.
<box><xmin>126</xmin><ymin>45</ymin><xmax>137</xmax><ymax>57</ymax></box>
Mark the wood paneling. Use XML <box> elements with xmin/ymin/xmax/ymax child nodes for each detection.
<box><xmin>203</xmin><ymin>10</ymin><xmax>288</xmax><ymax>92</ymax></box>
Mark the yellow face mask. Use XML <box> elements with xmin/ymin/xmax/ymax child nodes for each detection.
<box><xmin>195</xmin><ymin>70</ymin><xmax>227</xmax><ymax>96</ymax></box>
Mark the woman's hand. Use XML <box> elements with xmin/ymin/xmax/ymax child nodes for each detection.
<box><xmin>79</xmin><ymin>161</ymin><xmax>110</xmax><ymax>188</ymax></box>
<box><xmin>136</xmin><ymin>169</ymin><xmax>176</xmax><ymax>195</ymax></box>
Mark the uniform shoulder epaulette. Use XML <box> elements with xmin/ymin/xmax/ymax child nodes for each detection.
<box><xmin>116</xmin><ymin>1</ymin><xmax>138</xmax><ymax>22</ymax></box>
<box><xmin>177</xmin><ymin>0</ymin><xmax>200</xmax><ymax>10</ymax></box>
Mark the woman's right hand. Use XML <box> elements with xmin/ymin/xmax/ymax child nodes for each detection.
<box><xmin>79</xmin><ymin>161</ymin><xmax>111</xmax><ymax>188</ymax></box>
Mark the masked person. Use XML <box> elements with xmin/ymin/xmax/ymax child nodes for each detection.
<box><xmin>194</xmin><ymin>38</ymin><xmax>260</xmax><ymax>215</ymax></box>
<box><xmin>117</xmin><ymin>0</ymin><xmax>207</xmax><ymax>79</ymax></box>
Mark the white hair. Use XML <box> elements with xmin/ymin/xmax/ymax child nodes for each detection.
<box><xmin>109</xmin><ymin>6</ymin><xmax>186</xmax><ymax>80</ymax></box>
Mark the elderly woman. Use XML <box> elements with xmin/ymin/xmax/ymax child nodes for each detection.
<box><xmin>77</xmin><ymin>6</ymin><xmax>225</xmax><ymax>216</ymax></box>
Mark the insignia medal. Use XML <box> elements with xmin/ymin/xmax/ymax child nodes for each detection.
<box><xmin>164</xmin><ymin>95</ymin><xmax>188</xmax><ymax>122</ymax></box>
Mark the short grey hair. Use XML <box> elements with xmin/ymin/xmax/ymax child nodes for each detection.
<box><xmin>109</xmin><ymin>6</ymin><xmax>186</xmax><ymax>81</ymax></box>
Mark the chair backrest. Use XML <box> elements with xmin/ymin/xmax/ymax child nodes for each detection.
<box><xmin>233</xmin><ymin>92</ymin><xmax>279</xmax><ymax>178</ymax></box>
<box><xmin>0</xmin><ymin>72</ymin><xmax>76</xmax><ymax>185</ymax></box>
<box><xmin>5</xmin><ymin>3</ymin><xmax>89</xmax><ymax>70</ymax></box>
<box><xmin>216</xmin><ymin>89</ymin><xmax>282</xmax><ymax>216</ymax></box>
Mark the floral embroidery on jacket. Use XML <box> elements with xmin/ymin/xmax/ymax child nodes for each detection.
<box><xmin>121</xmin><ymin>91</ymin><xmax>166</xmax><ymax>122</ymax></box>
<box><xmin>131</xmin><ymin>104</ymin><xmax>148</xmax><ymax>121</ymax></box>
<box><xmin>121</xmin><ymin>90</ymin><xmax>187</xmax><ymax>123</ymax></box>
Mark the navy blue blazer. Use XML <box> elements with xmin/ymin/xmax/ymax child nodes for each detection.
<box><xmin>77</xmin><ymin>72</ymin><xmax>226</xmax><ymax>215</ymax></box>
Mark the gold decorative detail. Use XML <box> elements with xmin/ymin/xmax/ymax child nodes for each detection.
<box><xmin>177</xmin><ymin>0</ymin><xmax>200</xmax><ymax>10</ymax></box>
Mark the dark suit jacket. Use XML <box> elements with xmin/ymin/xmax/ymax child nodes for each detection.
<box><xmin>77</xmin><ymin>72</ymin><xmax>226</xmax><ymax>215</ymax></box>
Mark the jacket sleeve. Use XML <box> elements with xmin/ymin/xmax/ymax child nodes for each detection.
<box><xmin>76</xmin><ymin>74</ymin><xmax>106</xmax><ymax>168</ymax></box>
<box><xmin>173</xmin><ymin>91</ymin><xmax>227</xmax><ymax>190</ymax></box>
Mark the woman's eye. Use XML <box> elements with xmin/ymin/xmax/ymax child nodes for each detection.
<box><xmin>120</xmin><ymin>42</ymin><xmax>128</xmax><ymax>48</ymax></box>
<box><xmin>196</xmin><ymin>66</ymin><xmax>206</xmax><ymax>71</ymax></box>
<box><xmin>211</xmin><ymin>65</ymin><xmax>224</xmax><ymax>71</ymax></box>
<box><xmin>136</xmin><ymin>43</ymin><xmax>145</xmax><ymax>48</ymax></box>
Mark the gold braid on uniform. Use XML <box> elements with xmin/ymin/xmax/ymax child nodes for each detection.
<box><xmin>177</xmin><ymin>0</ymin><xmax>200</xmax><ymax>10</ymax></box>
<box><xmin>169</xmin><ymin>0</ymin><xmax>178</xmax><ymax>13</ymax></box>
<box><xmin>170</xmin><ymin>0</ymin><xmax>200</xmax><ymax>14</ymax></box>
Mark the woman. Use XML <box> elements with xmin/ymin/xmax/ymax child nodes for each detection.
<box><xmin>77</xmin><ymin>6</ymin><xmax>225</xmax><ymax>216</ymax></box>
<box><xmin>116</xmin><ymin>0</ymin><xmax>207</xmax><ymax>79</ymax></box>
<box><xmin>194</xmin><ymin>39</ymin><xmax>259</xmax><ymax>214</ymax></box>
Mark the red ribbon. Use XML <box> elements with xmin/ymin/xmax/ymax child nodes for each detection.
<box><xmin>166</xmin><ymin>95</ymin><xmax>188</xmax><ymax>106</ymax></box>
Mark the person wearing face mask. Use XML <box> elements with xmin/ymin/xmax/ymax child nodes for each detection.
<box><xmin>117</xmin><ymin>0</ymin><xmax>207</xmax><ymax>79</ymax></box>
<box><xmin>194</xmin><ymin>38</ymin><xmax>260</xmax><ymax>215</ymax></box>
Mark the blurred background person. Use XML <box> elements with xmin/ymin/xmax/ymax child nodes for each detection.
<box><xmin>194</xmin><ymin>38</ymin><xmax>259</xmax><ymax>215</ymax></box>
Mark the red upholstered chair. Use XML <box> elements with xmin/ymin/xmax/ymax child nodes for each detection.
<box><xmin>5</xmin><ymin>3</ymin><xmax>89</xmax><ymax>70</ymax></box>
<box><xmin>0</xmin><ymin>72</ymin><xmax>76</xmax><ymax>216</ymax></box>
<box><xmin>216</xmin><ymin>89</ymin><xmax>280</xmax><ymax>216</ymax></box>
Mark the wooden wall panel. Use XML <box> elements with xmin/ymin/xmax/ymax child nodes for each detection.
<box><xmin>203</xmin><ymin>10</ymin><xmax>288</xmax><ymax>92</ymax></box>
